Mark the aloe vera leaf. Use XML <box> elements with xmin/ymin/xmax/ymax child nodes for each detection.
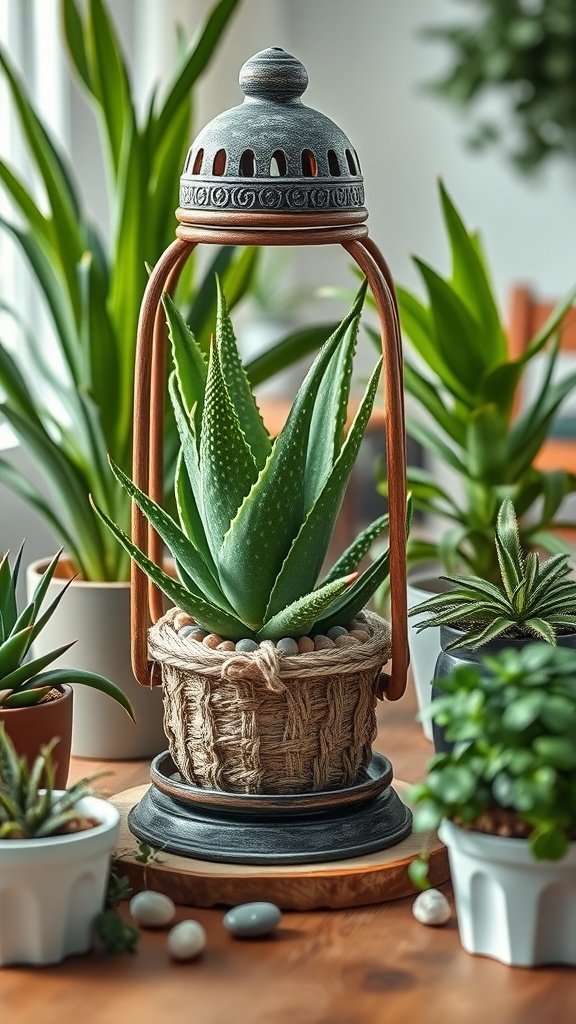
<box><xmin>174</xmin><ymin>451</ymin><xmax>216</xmax><ymax>573</ymax></box>
<box><xmin>169</xmin><ymin>372</ymin><xmax>201</xmax><ymax>487</ymax></box>
<box><xmin>200</xmin><ymin>337</ymin><xmax>258</xmax><ymax>555</ymax></box>
<box><xmin>217</xmin><ymin>310</ymin><xmax>358</xmax><ymax>626</ymax></box>
<box><xmin>245</xmin><ymin>321</ymin><xmax>339</xmax><ymax>387</ymax></box>
<box><xmin>28</xmin><ymin>667</ymin><xmax>135</xmax><ymax>718</ymax></box>
<box><xmin>257</xmin><ymin>574</ymin><xmax>356</xmax><ymax>640</ymax></box>
<box><xmin>3</xmin><ymin>687</ymin><xmax>54</xmax><ymax>709</ymax></box>
<box><xmin>0</xmin><ymin>626</ymin><xmax>34</xmax><ymax>679</ymax></box>
<box><xmin>164</xmin><ymin>293</ymin><xmax>207</xmax><ymax>439</ymax></box>
<box><xmin>313</xmin><ymin>545</ymin><xmax>391</xmax><ymax>633</ymax></box>
<box><xmin>90</xmin><ymin>499</ymin><xmax>250</xmax><ymax>639</ymax></box>
<box><xmin>265</xmin><ymin>358</ymin><xmax>382</xmax><ymax>618</ymax></box>
<box><xmin>446</xmin><ymin>618</ymin><xmax>512</xmax><ymax>650</ymax></box>
<box><xmin>321</xmin><ymin>514</ymin><xmax>390</xmax><ymax>585</ymax></box>
<box><xmin>108</xmin><ymin>458</ymin><xmax>234</xmax><ymax>613</ymax></box>
<box><xmin>2</xmin><ymin>644</ymin><xmax>75</xmax><ymax>692</ymax></box>
<box><xmin>305</xmin><ymin>282</ymin><xmax>366</xmax><ymax>507</ymax></box>
<box><xmin>215</xmin><ymin>276</ymin><xmax>271</xmax><ymax>469</ymax></box>
<box><xmin>523</xmin><ymin>618</ymin><xmax>556</xmax><ymax>644</ymax></box>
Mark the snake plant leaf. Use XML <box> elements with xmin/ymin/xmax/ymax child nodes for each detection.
<box><xmin>404</xmin><ymin>360</ymin><xmax>466</xmax><ymax>446</ymax></box>
<box><xmin>257</xmin><ymin>574</ymin><xmax>357</xmax><ymax>640</ymax></box>
<box><xmin>90</xmin><ymin>499</ymin><xmax>250</xmax><ymax>639</ymax></box>
<box><xmin>1</xmin><ymin>542</ymin><xmax>24</xmax><ymax>633</ymax></box>
<box><xmin>313</xmin><ymin>545</ymin><xmax>391</xmax><ymax>634</ymax></box>
<box><xmin>407</xmin><ymin>416</ymin><xmax>468</xmax><ymax>476</ymax></box>
<box><xmin>164</xmin><ymin>293</ymin><xmax>207</xmax><ymax>439</ymax></box>
<box><xmin>62</xmin><ymin>0</ymin><xmax>92</xmax><ymax>92</ymax></box>
<box><xmin>215</xmin><ymin>276</ymin><xmax>271</xmax><ymax>469</ymax></box>
<box><xmin>1</xmin><ymin>643</ymin><xmax>75</xmax><ymax>693</ymax></box>
<box><xmin>265</xmin><ymin>357</ymin><xmax>382</xmax><ymax>618</ymax></box>
<box><xmin>397</xmin><ymin>286</ymin><xmax>472</xmax><ymax>406</ymax></box>
<box><xmin>0</xmin><ymin>459</ymin><xmax>83</xmax><ymax>572</ymax></box>
<box><xmin>85</xmin><ymin>0</ymin><xmax>132</xmax><ymax>180</ymax></box>
<box><xmin>0</xmin><ymin>626</ymin><xmax>34</xmax><ymax>679</ymax></box>
<box><xmin>200</xmin><ymin>337</ymin><xmax>258</xmax><ymax>555</ymax></box>
<box><xmin>108</xmin><ymin>458</ymin><xmax>233</xmax><ymax>613</ymax></box>
<box><xmin>466</xmin><ymin>405</ymin><xmax>508</xmax><ymax>482</ymax></box>
<box><xmin>321</xmin><ymin>513</ymin><xmax>390</xmax><ymax>585</ymax></box>
<box><xmin>439</xmin><ymin>181</ymin><xmax>506</xmax><ymax>364</ymax></box>
<box><xmin>217</xmin><ymin>315</ymin><xmax>352</xmax><ymax>625</ymax></box>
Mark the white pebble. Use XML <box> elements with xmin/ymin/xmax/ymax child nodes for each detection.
<box><xmin>412</xmin><ymin>889</ymin><xmax>451</xmax><ymax>926</ymax></box>
<box><xmin>129</xmin><ymin>890</ymin><xmax>176</xmax><ymax>928</ymax></box>
<box><xmin>167</xmin><ymin>920</ymin><xmax>206</xmax><ymax>961</ymax></box>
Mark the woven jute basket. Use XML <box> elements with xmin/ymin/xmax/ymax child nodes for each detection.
<box><xmin>148</xmin><ymin>608</ymin><xmax>391</xmax><ymax>795</ymax></box>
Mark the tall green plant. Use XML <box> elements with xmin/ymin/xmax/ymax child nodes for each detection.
<box><xmin>92</xmin><ymin>283</ymin><xmax>395</xmax><ymax>640</ymax></box>
<box><xmin>381</xmin><ymin>182</ymin><xmax>576</xmax><ymax>582</ymax></box>
<box><xmin>0</xmin><ymin>1</ymin><xmax>334</xmax><ymax>582</ymax></box>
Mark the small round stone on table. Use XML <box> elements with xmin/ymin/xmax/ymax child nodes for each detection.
<box><xmin>412</xmin><ymin>889</ymin><xmax>451</xmax><ymax>926</ymax></box>
<box><xmin>129</xmin><ymin>891</ymin><xmax>175</xmax><ymax>928</ymax></box>
<box><xmin>223</xmin><ymin>902</ymin><xmax>282</xmax><ymax>939</ymax></box>
<box><xmin>167</xmin><ymin>920</ymin><xmax>206</xmax><ymax>960</ymax></box>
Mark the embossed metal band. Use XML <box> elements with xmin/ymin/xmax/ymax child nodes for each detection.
<box><xmin>179</xmin><ymin>176</ymin><xmax>365</xmax><ymax>213</ymax></box>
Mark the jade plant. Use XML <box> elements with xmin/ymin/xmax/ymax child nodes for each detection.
<box><xmin>0</xmin><ymin>546</ymin><xmax>134</xmax><ymax>713</ymax></box>
<box><xmin>0</xmin><ymin>726</ymin><xmax>103</xmax><ymax>839</ymax></box>
<box><xmin>93</xmin><ymin>282</ymin><xmax>394</xmax><ymax>640</ymax></box>
<box><xmin>410</xmin><ymin>643</ymin><xmax>576</xmax><ymax>862</ymax></box>
<box><xmin>410</xmin><ymin>498</ymin><xmax>576</xmax><ymax>650</ymax></box>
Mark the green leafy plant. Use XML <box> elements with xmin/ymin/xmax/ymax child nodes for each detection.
<box><xmin>92</xmin><ymin>282</ymin><xmax>395</xmax><ymax>640</ymax></box>
<box><xmin>0</xmin><ymin>0</ymin><xmax>331</xmax><ymax>582</ymax></box>
<box><xmin>410</xmin><ymin>498</ymin><xmax>576</xmax><ymax>649</ymax></box>
<box><xmin>422</xmin><ymin>0</ymin><xmax>576</xmax><ymax>171</ymax></box>
<box><xmin>0</xmin><ymin>545</ymin><xmax>134</xmax><ymax>713</ymax></box>
<box><xmin>410</xmin><ymin>643</ymin><xmax>576</xmax><ymax>862</ymax></box>
<box><xmin>0</xmin><ymin>726</ymin><xmax>104</xmax><ymax>838</ymax></box>
<box><xmin>381</xmin><ymin>181</ymin><xmax>576</xmax><ymax>580</ymax></box>
<box><xmin>94</xmin><ymin>868</ymin><xmax>140</xmax><ymax>956</ymax></box>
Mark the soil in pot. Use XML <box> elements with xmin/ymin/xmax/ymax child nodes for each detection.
<box><xmin>0</xmin><ymin>685</ymin><xmax>73</xmax><ymax>788</ymax></box>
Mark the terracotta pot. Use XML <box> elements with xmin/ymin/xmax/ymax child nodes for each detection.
<box><xmin>27</xmin><ymin>558</ymin><xmax>165</xmax><ymax>759</ymax></box>
<box><xmin>0</xmin><ymin>686</ymin><xmax>73</xmax><ymax>788</ymax></box>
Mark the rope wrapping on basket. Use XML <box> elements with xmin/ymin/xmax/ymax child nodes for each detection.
<box><xmin>149</xmin><ymin>608</ymin><xmax>391</xmax><ymax>794</ymax></box>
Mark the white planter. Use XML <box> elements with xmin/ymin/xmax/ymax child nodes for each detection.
<box><xmin>407</xmin><ymin>571</ymin><xmax>446</xmax><ymax>742</ymax></box>
<box><xmin>439</xmin><ymin>819</ymin><xmax>576</xmax><ymax>967</ymax></box>
<box><xmin>0</xmin><ymin>795</ymin><xmax>119</xmax><ymax>966</ymax></box>
<box><xmin>27</xmin><ymin>559</ymin><xmax>166</xmax><ymax>759</ymax></box>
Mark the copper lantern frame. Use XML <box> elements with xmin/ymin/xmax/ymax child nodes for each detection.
<box><xmin>130</xmin><ymin>51</ymin><xmax>408</xmax><ymax>704</ymax></box>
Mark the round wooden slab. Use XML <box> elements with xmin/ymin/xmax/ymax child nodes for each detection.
<box><xmin>111</xmin><ymin>782</ymin><xmax>449</xmax><ymax>910</ymax></box>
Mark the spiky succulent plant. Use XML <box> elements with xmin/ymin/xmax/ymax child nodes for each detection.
<box><xmin>0</xmin><ymin>726</ymin><xmax>102</xmax><ymax>839</ymax></box>
<box><xmin>93</xmin><ymin>281</ymin><xmax>393</xmax><ymax>640</ymax></box>
<box><xmin>411</xmin><ymin>498</ymin><xmax>576</xmax><ymax>649</ymax></box>
<box><xmin>0</xmin><ymin>546</ymin><xmax>134</xmax><ymax>713</ymax></box>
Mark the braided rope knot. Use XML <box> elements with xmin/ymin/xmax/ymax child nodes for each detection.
<box><xmin>220</xmin><ymin>640</ymin><xmax>285</xmax><ymax>693</ymax></box>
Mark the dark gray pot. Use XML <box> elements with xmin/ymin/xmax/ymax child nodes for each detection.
<box><xmin>432</xmin><ymin>625</ymin><xmax>576</xmax><ymax>753</ymax></box>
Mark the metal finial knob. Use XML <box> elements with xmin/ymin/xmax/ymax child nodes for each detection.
<box><xmin>239</xmin><ymin>47</ymin><xmax>308</xmax><ymax>102</ymax></box>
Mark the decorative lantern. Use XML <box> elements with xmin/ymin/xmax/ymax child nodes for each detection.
<box><xmin>129</xmin><ymin>48</ymin><xmax>409</xmax><ymax>864</ymax></box>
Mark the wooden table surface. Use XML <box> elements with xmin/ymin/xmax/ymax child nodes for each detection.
<box><xmin>2</xmin><ymin>683</ymin><xmax>575</xmax><ymax>1024</ymax></box>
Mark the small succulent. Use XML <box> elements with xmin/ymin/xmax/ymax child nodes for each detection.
<box><xmin>410</xmin><ymin>643</ymin><xmax>576</xmax><ymax>862</ymax></box>
<box><xmin>93</xmin><ymin>281</ymin><xmax>394</xmax><ymax>640</ymax></box>
<box><xmin>0</xmin><ymin>726</ymin><xmax>103</xmax><ymax>839</ymax></box>
<box><xmin>410</xmin><ymin>498</ymin><xmax>576</xmax><ymax>649</ymax></box>
<box><xmin>0</xmin><ymin>546</ymin><xmax>134</xmax><ymax>713</ymax></box>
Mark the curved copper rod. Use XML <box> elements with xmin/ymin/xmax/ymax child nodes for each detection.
<box><xmin>344</xmin><ymin>238</ymin><xmax>408</xmax><ymax>701</ymax></box>
<box><xmin>148</xmin><ymin>251</ymin><xmax>195</xmax><ymax>623</ymax></box>
<box><xmin>131</xmin><ymin>237</ymin><xmax>193</xmax><ymax>685</ymax></box>
<box><xmin>176</xmin><ymin>223</ymin><xmax>368</xmax><ymax>247</ymax></box>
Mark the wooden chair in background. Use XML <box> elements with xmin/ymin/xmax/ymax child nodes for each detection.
<box><xmin>508</xmin><ymin>285</ymin><xmax>576</xmax><ymax>474</ymax></box>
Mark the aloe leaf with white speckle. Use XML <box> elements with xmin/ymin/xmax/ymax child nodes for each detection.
<box><xmin>265</xmin><ymin>358</ymin><xmax>382</xmax><ymax>618</ymax></box>
<box><xmin>321</xmin><ymin>513</ymin><xmax>390</xmax><ymax>585</ymax></box>
<box><xmin>305</xmin><ymin>281</ymin><xmax>366</xmax><ymax>508</ymax></box>
<box><xmin>257</xmin><ymin>573</ymin><xmax>357</xmax><ymax>640</ymax></box>
<box><xmin>90</xmin><ymin>498</ymin><xmax>251</xmax><ymax>639</ymax></box>
<box><xmin>164</xmin><ymin>294</ymin><xmax>207</xmax><ymax>439</ymax></box>
<box><xmin>174</xmin><ymin>450</ymin><xmax>215</xmax><ymax>573</ymax></box>
<box><xmin>217</xmin><ymin>316</ymin><xmax>355</xmax><ymax>626</ymax></box>
<box><xmin>200</xmin><ymin>337</ymin><xmax>258</xmax><ymax>558</ymax></box>
<box><xmin>314</xmin><ymin>545</ymin><xmax>391</xmax><ymax>633</ymax></box>
<box><xmin>216</xmin><ymin>277</ymin><xmax>271</xmax><ymax>469</ymax></box>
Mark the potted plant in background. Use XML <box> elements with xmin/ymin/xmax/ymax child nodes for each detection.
<box><xmin>383</xmin><ymin>182</ymin><xmax>576</xmax><ymax>730</ymax></box>
<box><xmin>411</xmin><ymin>498</ymin><xmax>576</xmax><ymax>749</ymax></box>
<box><xmin>92</xmin><ymin>282</ymin><xmax>397</xmax><ymax>804</ymax></box>
<box><xmin>0</xmin><ymin>546</ymin><xmax>133</xmax><ymax>786</ymax></box>
<box><xmin>0</xmin><ymin>0</ymin><xmax>332</xmax><ymax>758</ymax></box>
<box><xmin>411</xmin><ymin>643</ymin><xmax>576</xmax><ymax>967</ymax></box>
<box><xmin>0</xmin><ymin>727</ymin><xmax>120</xmax><ymax>966</ymax></box>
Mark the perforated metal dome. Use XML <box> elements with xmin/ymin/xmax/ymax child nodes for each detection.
<box><xmin>179</xmin><ymin>47</ymin><xmax>365</xmax><ymax>217</ymax></box>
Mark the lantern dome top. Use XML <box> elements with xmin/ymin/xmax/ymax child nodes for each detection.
<box><xmin>179</xmin><ymin>47</ymin><xmax>365</xmax><ymax>219</ymax></box>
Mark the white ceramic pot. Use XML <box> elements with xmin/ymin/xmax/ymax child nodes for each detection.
<box><xmin>0</xmin><ymin>795</ymin><xmax>119</xmax><ymax>966</ymax></box>
<box><xmin>407</xmin><ymin>570</ymin><xmax>448</xmax><ymax>742</ymax></box>
<box><xmin>439</xmin><ymin>819</ymin><xmax>576</xmax><ymax>967</ymax></box>
<box><xmin>27</xmin><ymin>559</ymin><xmax>166</xmax><ymax>759</ymax></box>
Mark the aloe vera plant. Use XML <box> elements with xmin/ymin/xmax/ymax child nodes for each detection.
<box><xmin>0</xmin><ymin>545</ymin><xmax>134</xmax><ymax>713</ymax></box>
<box><xmin>411</xmin><ymin>498</ymin><xmax>576</xmax><ymax>649</ymax></box>
<box><xmin>0</xmin><ymin>726</ymin><xmax>102</xmax><ymax>839</ymax></box>
<box><xmin>93</xmin><ymin>282</ymin><xmax>394</xmax><ymax>640</ymax></box>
